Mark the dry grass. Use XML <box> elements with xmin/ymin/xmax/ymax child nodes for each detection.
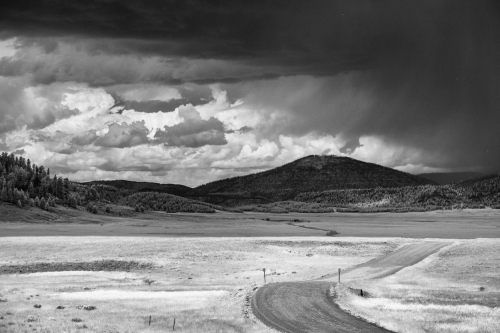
<box><xmin>0</xmin><ymin>236</ymin><xmax>400</xmax><ymax>332</ymax></box>
<box><xmin>335</xmin><ymin>239</ymin><xmax>500</xmax><ymax>333</ymax></box>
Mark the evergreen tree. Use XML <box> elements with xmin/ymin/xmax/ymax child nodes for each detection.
<box><xmin>1</xmin><ymin>187</ymin><xmax>7</xmax><ymax>202</ymax></box>
<box><xmin>28</xmin><ymin>182</ymin><xmax>35</xmax><ymax>198</ymax></box>
<box><xmin>40</xmin><ymin>197</ymin><xmax>46</xmax><ymax>210</ymax></box>
<box><xmin>17</xmin><ymin>199</ymin><xmax>22</xmax><ymax>208</ymax></box>
<box><xmin>52</xmin><ymin>175</ymin><xmax>58</xmax><ymax>196</ymax></box>
<box><xmin>35</xmin><ymin>196</ymin><xmax>40</xmax><ymax>207</ymax></box>
<box><xmin>57</xmin><ymin>177</ymin><xmax>64</xmax><ymax>199</ymax></box>
<box><xmin>7</xmin><ymin>187</ymin><xmax>13</xmax><ymax>203</ymax></box>
<box><xmin>63</xmin><ymin>178</ymin><xmax>70</xmax><ymax>195</ymax></box>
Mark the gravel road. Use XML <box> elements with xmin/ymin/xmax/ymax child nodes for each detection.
<box><xmin>251</xmin><ymin>241</ymin><xmax>450</xmax><ymax>333</ymax></box>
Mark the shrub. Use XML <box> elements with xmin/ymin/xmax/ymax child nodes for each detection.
<box><xmin>17</xmin><ymin>199</ymin><xmax>22</xmax><ymax>208</ymax></box>
<box><xmin>40</xmin><ymin>198</ymin><xmax>46</xmax><ymax>210</ymax></box>
<box><xmin>105</xmin><ymin>205</ymin><xmax>111</xmax><ymax>213</ymax></box>
<box><xmin>34</xmin><ymin>196</ymin><xmax>40</xmax><ymax>207</ymax></box>
<box><xmin>92</xmin><ymin>205</ymin><xmax>98</xmax><ymax>214</ymax></box>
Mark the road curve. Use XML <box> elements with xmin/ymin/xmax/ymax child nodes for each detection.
<box><xmin>251</xmin><ymin>241</ymin><xmax>449</xmax><ymax>333</ymax></box>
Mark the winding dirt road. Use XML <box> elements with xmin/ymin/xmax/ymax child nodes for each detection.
<box><xmin>251</xmin><ymin>241</ymin><xmax>450</xmax><ymax>333</ymax></box>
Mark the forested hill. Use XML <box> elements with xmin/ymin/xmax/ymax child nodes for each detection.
<box><xmin>417</xmin><ymin>172</ymin><xmax>487</xmax><ymax>185</ymax></box>
<box><xmin>82</xmin><ymin>180</ymin><xmax>191</xmax><ymax>196</ymax></box>
<box><xmin>187</xmin><ymin>155</ymin><xmax>436</xmax><ymax>202</ymax></box>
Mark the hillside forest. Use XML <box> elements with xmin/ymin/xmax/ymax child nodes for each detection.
<box><xmin>1</xmin><ymin>152</ymin><xmax>499</xmax><ymax>215</ymax></box>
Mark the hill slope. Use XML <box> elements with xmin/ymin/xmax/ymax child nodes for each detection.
<box><xmin>417</xmin><ymin>172</ymin><xmax>487</xmax><ymax>185</ymax></box>
<box><xmin>187</xmin><ymin>155</ymin><xmax>435</xmax><ymax>203</ymax></box>
<box><xmin>82</xmin><ymin>180</ymin><xmax>192</xmax><ymax>196</ymax></box>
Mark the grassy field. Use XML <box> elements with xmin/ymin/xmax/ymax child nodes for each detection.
<box><xmin>335</xmin><ymin>239</ymin><xmax>500</xmax><ymax>333</ymax></box>
<box><xmin>0</xmin><ymin>236</ymin><xmax>405</xmax><ymax>332</ymax></box>
<box><xmin>2</xmin><ymin>201</ymin><xmax>500</xmax><ymax>238</ymax></box>
<box><xmin>1</xmin><ymin>204</ymin><xmax>500</xmax><ymax>332</ymax></box>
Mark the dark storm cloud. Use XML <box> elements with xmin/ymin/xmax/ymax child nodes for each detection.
<box><xmin>114</xmin><ymin>100</ymin><xmax>192</xmax><ymax>114</ymax></box>
<box><xmin>1</xmin><ymin>0</ymin><xmax>499</xmax><ymax>172</ymax></box>
<box><xmin>0</xmin><ymin>0</ymin><xmax>411</xmax><ymax>74</ymax></box>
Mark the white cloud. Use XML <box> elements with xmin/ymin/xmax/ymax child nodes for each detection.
<box><xmin>1</xmin><ymin>79</ymin><xmax>444</xmax><ymax>186</ymax></box>
<box><xmin>0</xmin><ymin>38</ymin><xmax>17</xmax><ymax>58</ymax></box>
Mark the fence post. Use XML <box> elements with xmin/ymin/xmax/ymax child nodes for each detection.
<box><xmin>338</xmin><ymin>268</ymin><xmax>341</xmax><ymax>284</ymax></box>
<box><xmin>263</xmin><ymin>268</ymin><xmax>266</xmax><ymax>283</ymax></box>
<box><xmin>149</xmin><ymin>315</ymin><xmax>151</xmax><ymax>326</ymax></box>
<box><xmin>173</xmin><ymin>318</ymin><xmax>176</xmax><ymax>331</ymax></box>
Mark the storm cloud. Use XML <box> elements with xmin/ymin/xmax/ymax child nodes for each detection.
<box><xmin>0</xmin><ymin>0</ymin><xmax>499</xmax><ymax>184</ymax></box>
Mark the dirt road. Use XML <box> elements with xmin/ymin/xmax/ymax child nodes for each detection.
<box><xmin>251</xmin><ymin>241</ymin><xmax>450</xmax><ymax>333</ymax></box>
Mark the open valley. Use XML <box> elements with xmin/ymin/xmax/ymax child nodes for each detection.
<box><xmin>1</xmin><ymin>208</ymin><xmax>500</xmax><ymax>332</ymax></box>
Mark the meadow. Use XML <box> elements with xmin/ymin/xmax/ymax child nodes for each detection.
<box><xmin>1</xmin><ymin>207</ymin><xmax>500</xmax><ymax>332</ymax></box>
<box><xmin>0</xmin><ymin>236</ymin><xmax>404</xmax><ymax>332</ymax></box>
<box><xmin>335</xmin><ymin>239</ymin><xmax>500</xmax><ymax>333</ymax></box>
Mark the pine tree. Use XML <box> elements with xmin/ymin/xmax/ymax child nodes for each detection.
<box><xmin>57</xmin><ymin>177</ymin><xmax>64</xmax><ymax>199</ymax></box>
<box><xmin>40</xmin><ymin>197</ymin><xmax>46</xmax><ymax>210</ymax></box>
<box><xmin>17</xmin><ymin>199</ymin><xmax>22</xmax><ymax>208</ymax></box>
<box><xmin>7</xmin><ymin>187</ymin><xmax>13</xmax><ymax>203</ymax></box>
<box><xmin>1</xmin><ymin>187</ymin><xmax>7</xmax><ymax>202</ymax></box>
<box><xmin>28</xmin><ymin>182</ymin><xmax>35</xmax><ymax>198</ymax></box>
<box><xmin>63</xmin><ymin>178</ymin><xmax>70</xmax><ymax>195</ymax></box>
<box><xmin>35</xmin><ymin>196</ymin><xmax>40</xmax><ymax>207</ymax></box>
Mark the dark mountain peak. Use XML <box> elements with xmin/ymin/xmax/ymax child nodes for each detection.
<box><xmin>292</xmin><ymin>154</ymin><xmax>344</xmax><ymax>169</ymax></box>
<box><xmin>188</xmin><ymin>155</ymin><xmax>435</xmax><ymax>203</ymax></box>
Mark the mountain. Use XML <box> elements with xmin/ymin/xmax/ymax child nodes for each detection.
<box><xmin>417</xmin><ymin>172</ymin><xmax>488</xmax><ymax>185</ymax></box>
<box><xmin>454</xmin><ymin>173</ymin><xmax>500</xmax><ymax>188</ymax></box>
<box><xmin>186</xmin><ymin>155</ymin><xmax>435</xmax><ymax>204</ymax></box>
<box><xmin>82</xmin><ymin>180</ymin><xmax>192</xmax><ymax>196</ymax></box>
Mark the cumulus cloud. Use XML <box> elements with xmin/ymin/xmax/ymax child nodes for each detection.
<box><xmin>154</xmin><ymin>105</ymin><xmax>227</xmax><ymax>148</ymax></box>
<box><xmin>1</xmin><ymin>0</ymin><xmax>499</xmax><ymax>184</ymax></box>
<box><xmin>94</xmin><ymin>121</ymin><xmax>150</xmax><ymax>148</ymax></box>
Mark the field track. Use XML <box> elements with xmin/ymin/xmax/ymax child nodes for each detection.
<box><xmin>251</xmin><ymin>242</ymin><xmax>450</xmax><ymax>333</ymax></box>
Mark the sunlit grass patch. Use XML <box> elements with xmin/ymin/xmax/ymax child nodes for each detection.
<box><xmin>335</xmin><ymin>240</ymin><xmax>500</xmax><ymax>333</ymax></box>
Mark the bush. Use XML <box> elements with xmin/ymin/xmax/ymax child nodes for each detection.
<box><xmin>17</xmin><ymin>199</ymin><xmax>22</xmax><ymax>208</ymax></box>
<box><xmin>40</xmin><ymin>198</ymin><xmax>46</xmax><ymax>210</ymax></box>
<box><xmin>140</xmin><ymin>206</ymin><xmax>145</xmax><ymax>212</ymax></box>
<box><xmin>92</xmin><ymin>205</ymin><xmax>98</xmax><ymax>214</ymax></box>
<box><xmin>105</xmin><ymin>205</ymin><xmax>111</xmax><ymax>213</ymax></box>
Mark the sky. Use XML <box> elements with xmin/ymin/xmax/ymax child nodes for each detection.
<box><xmin>0</xmin><ymin>0</ymin><xmax>499</xmax><ymax>187</ymax></box>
